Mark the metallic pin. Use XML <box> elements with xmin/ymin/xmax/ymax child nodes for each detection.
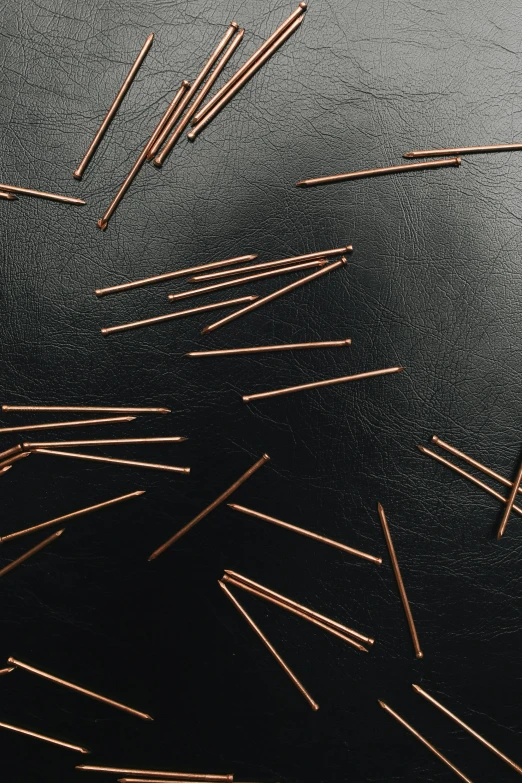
<box><xmin>95</xmin><ymin>254</ymin><xmax>258</xmax><ymax>297</ymax></box>
<box><xmin>149</xmin><ymin>454</ymin><xmax>269</xmax><ymax>559</ymax></box>
<box><xmin>148</xmin><ymin>22</ymin><xmax>240</xmax><ymax>160</ymax></box>
<box><xmin>0</xmin><ymin>667</ymin><xmax>14</xmax><ymax>676</ymax></box>
<box><xmin>152</xmin><ymin>28</ymin><xmax>244</xmax><ymax>165</ymax></box>
<box><xmin>202</xmin><ymin>257</ymin><xmax>347</xmax><ymax>334</ymax></box>
<box><xmin>219</xmin><ymin>580</ymin><xmax>319</xmax><ymax>711</ymax></box>
<box><xmin>377</xmin><ymin>504</ymin><xmax>422</xmax><ymax>658</ymax></box>
<box><xmin>0</xmin><ymin>529</ymin><xmax>64</xmax><ymax>579</ymax></box>
<box><xmin>35</xmin><ymin>448</ymin><xmax>190</xmax><ymax>475</ymax></box>
<box><xmin>188</xmin><ymin>15</ymin><xmax>304</xmax><ymax>141</ymax></box>
<box><xmin>0</xmin><ymin>719</ymin><xmax>88</xmax><ymax>753</ymax></box>
<box><xmin>0</xmin><ymin>184</ymin><xmax>85</xmax><ymax>205</ymax></box>
<box><xmin>404</xmin><ymin>143</ymin><xmax>522</xmax><ymax>158</ymax></box>
<box><xmin>497</xmin><ymin>453</ymin><xmax>522</xmax><ymax>539</ymax></box>
<box><xmin>0</xmin><ymin>491</ymin><xmax>144</xmax><ymax>544</ymax></box>
<box><xmin>102</xmin><ymin>295</ymin><xmax>257</xmax><ymax>336</ymax></box>
<box><xmin>169</xmin><ymin>260</ymin><xmax>327</xmax><ymax>302</ymax></box>
<box><xmin>378</xmin><ymin>701</ymin><xmax>473</xmax><ymax>783</ymax></box>
<box><xmin>8</xmin><ymin>657</ymin><xmax>152</xmax><ymax>721</ymax></box>
<box><xmin>224</xmin><ymin>570</ymin><xmax>373</xmax><ymax>645</ymax></box>
<box><xmin>193</xmin><ymin>2</ymin><xmax>307</xmax><ymax>125</ymax></box>
<box><xmin>191</xmin><ymin>245</ymin><xmax>352</xmax><ymax>282</ymax></box>
<box><xmin>244</xmin><ymin>366</ymin><xmax>403</xmax><ymax>402</ymax></box>
<box><xmin>413</xmin><ymin>684</ymin><xmax>522</xmax><ymax>776</ymax></box>
<box><xmin>296</xmin><ymin>157</ymin><xmax>461</xmax><ymax>187</ymax></box>
<box><xmin>24</xmin><ymin>437</ymin><xmax>185</xmax><ymax>449</ymax></box>
<box><xmin>73</xmin><ymin>33</ymin><xmax>154</xmax><ymax>179</ymax></box>
<box><xmin>0</xmin><ymin>444</ymin><xmax>23</xmax><ymax>461</ymax></box>
<box><xmin>118</xmin><ymin>780</ymin><xmax>235</xmax><ymax>783</ymax></box>
<box><xmin>2</xmin><ymin>405</ymin><xmax>169</xmax><ymax>414</ymax></box>
<box><xmin>0</xmin><ymin>191</ymin><xmax>17</xmax><ymax>201</ymax></box>
<box><xmin>97</xmin><ymin>80</ymin><xmax>189</xmax><ymax>229</ymax></box>
<box><xmin>0</xmin><ymin>451</ymin><xmax>30</xmax><ymax>471</ymax></box>
<box><xmin>187</xmin><ymin>338</ymin><xmax>352</xmax><ymax>357</ymax></box>
<box><xmin>431</xmin><ymin>435</ymin><xmax>522</xmax><ymax>494</ymax></box>
<box><xmin>228</xmin><ymin>503</ymin><xmax>381</xmax><ymax>564</ymax></box>
<box><xmin>77</xmin><ymin>766</ymin><xmax>233</xmax><ymax>780</ymax></box>
<box><xmin>0</xmin><ymin>415</ymin><xmax>135</xmax><ymax>434</ymax></box>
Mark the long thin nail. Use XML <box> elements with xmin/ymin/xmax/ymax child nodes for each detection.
<box><xmin>243</xmin><ymin>366</ymin><xmax>403</xmax><ymax>402</ymax></box>
<box><xmin>35</xmin><ymin>448</ymin><xmax>190</xmax><ymax>475</ymax></box>
<box><xmin>0</xmin><ymin>190</ymin><xmax>17</xmax><ymax>201</ymax></box>
<box><xmin>0</xmin><ymin>184</ymin><xmax>85</xmax><ymax>205</ymax></box>
<box><xmin>76</xmin><ymin>766</ymin><xmax>232</xmax><ymax>780</ymax></box>
<box><xmin>0</xmin><ymin>491</ymin><xmax>144</xmax><ymax>543</ymax></box>
<box><xmin>187</xmin><ymin>338</ymin><xmax>351</xmax><ymax>357</ymax></box>
<box><xmin>73</xmin><ymin>33</ymin><xmax>154</xmax><ymax>179</ymax></box>
<box><xmin>377</xmin><ymin>504</ymin><xmax>422</xmax><ymax>658</ymax></box>
<box><xmin>431</xmin><ymin>435</ymin><xmax>522</xmax><ymax>494</ymax></box>
<box><xmin>2</xmin><ymin>405</ymin><xmax>169</xmax><ymax>414</ymax></box>
<box><xmin>24</xmin><ymin>437</ymin><xmax>185</xmax><ymax>448</ymax></box>
<box><xmin>0</xmin><ymin>451</ymin><xmax>31</xmax><ymax>470</ymax></box>
<box><xmin>296</xmin><ymin>157</ymin><xmax>461</xmax><ymax>187</ymax></box>
<box><xmin>412</xmin><ymin>684</ymin><xmax>522</xmax><ymax>775</ymax></box>
<box><xmin>0</xmin><ymin>719</ymin><xmax>89</xmax><ymax>753</ymax></box>
<box><xmin>8</xmin><ymin>657</ymin><xmax>152</xmax><ymax>721</ymax></box>
<box><xmin>202</xmin><ymin>257</ymin><xmax>346</xmax><ymax>334</ymax></box>
<box><xmin>219</xmin><ymin>580</ymin><xmax>319</xmax><ymax>711</ymax></box>
<box><xmin>404</xmin><ymin>143</ymin><xmax>522</xmax><ymax>158</ymax></box>
<box><xmin>0</xmin><ymin>529</ymin><xmax>64</xmax><ymax>579</ymax></box>
<box><xmin>145</xmin><ymin>81</ymin><xmax>191</xmax><ymax>160</ymax></box>
<box><xmin>0</xmin><ymin>416</ymin><xmax>135</xmax><ymax>434</ymax></box>
<box><xmin>148</xmin><ymin>454</ymin><xmax>269</xmax><ymax>559</ymax></box>
<box><xmin>497</xmin><ymin>454</ymin><xmax>522</xmax><ymax>539</ymax></box>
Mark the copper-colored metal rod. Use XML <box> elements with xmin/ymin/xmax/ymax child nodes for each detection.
<box><xmin>187</xmin><ymin>339</ymin><xmax>351</xmax><ymax>357</ymax></box>
<box><xmin>0</xmin><ymin>667</ymin><xmax>14</xmax><ymax>676</ymax></box>
<box><xmin>0</xmin><ymin>415</ymin><xmax>135</xmax><ymax>434</ymax></box>
<box><xmin>0</xmin><ymin>444</ymin><xmax>23</xmax><ymax>461</ymax></box>
<box><xmin>0</xmin><ymin>184</ymin><xmax>85</xmax><ymax>205</ymax></box>
<box><xmin>35</xmin><ymin>448</ymin><xmax>190</xmax><ymax>475</ymax></box>
<box><xmin>148</xmin><ymin>454</ymin><xmax>269</xmax><ymax>560</ymax></box>
<box><xmin>2</xmin><ymin>405</ymin><xmax>168</xmax><ymax>414</ymax></box>
<box><xmin>95</xmin><ymin>254</ymin><xmax>258</xmax><ymax>297</ymax></box>
<box><xmin>0</xmin><ymin>190</ymin><xmax>17</xmax><ymax>201</ymax></box>
<box><xmin>148</xmin><ymin>22</ymin><xmax>239</xmax><ymax>160</ymax></box>
<box><xmin>0</xmin><ymin>491</ymin><xmax>145</xmax><ymax>544</ymax></box>
<box><xmin>296</xmin><ymin>157</ymin><xmax>461</xmax><ymax>187</ymax></box>
<box><xmin>77</xmin><ymin>766</ymin><xmax>233</xmax><ymax>780</ymax></box>
<box><xmin>24</xmin><ymin>437</ymin><xmax>186</xmax><ymax>448</ymax></box>
<box><xmin>497</xmin><ymin>455</ymin><xmax>522</xmax><ymax>539</ymax></box>
<box><xmin>97</xmin><ymin>80</ymin><xmax>189</xmax><ymax>229</ymax></box>
<box><xmin>102</xmin><ymin>295</ymin><xmax>257</xmax><ymax>336</ymax></box>
<box><xmin>191</xmin><ymin>244</ymin><xmax>352</xmax><ymax>282</ymax></box>
<box><xmin>8</xmin><ymin>657</ymin><xmax>152</xmax><ymax>721</ymax></box>
<box><xmin>228</xmin><ymin>503</ymin><xmax>381</xmax><ymax>564</ymax></box>
<box><xmin>0</xmin><ymin>466</ymin><xmax>12</xmax><ymax>477</ymax></box>
<box><xmin>243</xmin><ymin>366</ymin><xmax>403</xmax><ymax>403</ymax></box>
<box><xmin>202</xmin><ymin>256</ymin><xmax>347</xmax><ymax>335</ymax></box>
<box><xmin>169</xmin><ymin>260</ymin><xmax>328</xmax><ymax>302</ymax></box>
<box><xmin>0</xmin><ymin>719</ymin><xmax>88</xmax><ymax>754</ymax></box>
<box><xmin>224</xmin><ymin>570</ymin><xmax>372</xmax><ymax>645</ymax></box>
<box><xmin>73</xmin><ymin>33</ymin><xmax>154</xmax><ymax>179</ymax></box>
<box><xmin>0</xmin><ymin>529</ymin><xmax>64</xmax><ymax>579</ymax></box>
<box><xmin>404</xmin><ymin>143</ymin><xmax>522</xmax><ymax>158</ymax></box>
<box><xmin>412</xmin><ymin>684</ymin><xmax>522</xmax><ymax>776</ymax></box>
<box><xmin>118</xmin><ymin>779</ymin><xmax>235</xmax><ymax>783</ymax></box>
<box><xmin>188</xmin><ymin>15</ymin><xmax>304</xmax><ymax>142</ymax></box>
<box><xmin>152</xmin><ymin>28</ymin><xmax>244</xmax><ymax>166</ymax></box>
<box><xmin>223</xmin><ymin>575</ymin><xmax>367</xmax><ymax>652</ymax></box>
<box><xmin>0</xmin><ymin>451</ymin><xmax>30</xmax><ymax>470</ymax></box>
<box><xmin>377</xmin><ymin>504</ymin><xmax>422</xmax><ymax>659</ymax></box>
<box><xmin>219</xmin><ymin>580</ymin><xmax>319</xmax><ymax>711</ymax></box>
<box><xmin>431</xmin><ymin>435</ymin><xmax>522</xmax><ymax>494</ymax></box>
<box><xmin>378</xmin><ymin>701</ymin><xmax>474</xmax><ymax>783</ymax></box>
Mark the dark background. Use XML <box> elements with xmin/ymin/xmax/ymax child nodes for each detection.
<box><xmin>1</xmin><ymin>1</ymin><xmax>521</xmax><ymax>781</ymax></box>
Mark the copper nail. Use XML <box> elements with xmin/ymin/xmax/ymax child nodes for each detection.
<box><xmin>418</xmin><ymin>445</ymin><xmax>522</xmax><ymax>518</ymax></box>
<box><xmin>0</xmin><ymin>444</ymin><xmax>23</xmax><ymax>461</ymax></box>
<box><xmin>202</xmin><ymin>257</ymin><xmax>347</xmax><ymax>334</ymax></box>
<box><xmin>431</xmin><ymin>435</ymin><xmax>522</xmax><ymax>494</ymax></box>
<box><xmin>228</xmin><ymin>503</ymin><xmax>381</xmax><ymax>564</ymax></box>
<box><xmin>378</xmin><ymin>701</ymin><xmax>473</xmax><ymax>783</ymax></box>
<box><xmin>148</xmin><ymin>454</ymin><xmax>269</xmax><ymax>559</ymax></box>
<box><xmin>187</xmin><ymin>338</ymin><xmax>352</xmax><ymax>357</ymax></box>
<box><xmin>149</xmin><ymin>22</ymin><xmax>239</xmax><ymax>162</ymax></box>
<box><xmin>244</xmin><ymin>366</ymin><xmax>403</xmax><ymax>403</ymax></box>
<box><xmin>193</xmin><ymin>2</ymin><xmax>307</xmax><ymax>125</ymax></box>
<box><xmin>191</xmin><ymin>244</ymin><xmax>352</xmax><ymax>281</ymax></box>
<box><xmin>24</xmin><ymin>437</ymin><xmax>185</xmax><ymax>448</ymax></box>
<box><xmin>95</xmin><ymin>254</ymin><xmax>258</xmax><ymax>297</ymax></box>
<box><xmin>96</xmin><ymin>80</ymin><xmax>189</xmax><ymax>229</ymax></box>
<box><xmin>35</xmin><ymin>448</ymin><xmax>190</xmax><ymax>475</ymax></box>
<box><xmin>169</xmin><ymin>260</ymin><xmax>328</xmax><ymax>302</ymax></box>
<box><xmin>0</xmin><ymin>184</ymin><xmax>85</xmax><ymax>205</ymax></box>
<box><xmin>73</xmin><ymin>33</ymin><xmax>154</xmax><ymax>179</ymax></box>
<box><xmin>152</xmin><ymin>28</ymin><xmax>244</xmax><ymax>165</ymax></box>
<box><xmin>404</xmin><ymin>143</ymin><xmax>522</xmax><ymax>158</ymax></box>
<box><xmin>0</xmin><ymin>190</ymin><xmax>17</xmax><ymax>201</ymax></box>
<box><xmin>224</xmin><ymin>570</ymin><xmax>373</xmax><ymax>645</ymax></box>
<box><xmin>0</xmin><ymin>719</ymin><xmax>89</xmax><ymax>754</ymax></box>
<box><xmin>0</xmin><ymin>415</ymin><xmax>136</xmax><ymax>434</ymax></box>
<box><xmin>219</xmin><ymin>580</ymin><xmax>319</xmax><ymax>711</ymax></box>
<box><xmin>412</xmin><ymin>684</ymin><xmax>522</xmax><ymax>775</ymax></box>
<box><xmin>377</xmin><ymin>504</ymin><xmax>422</xmax><ymax>659</ymax></box>
<box><xmin>296</xmin><ymin>157</ymin><xmax>461</xmax><ymax>187</ymax></box>
<box><xmin>2</xmin><ymin>405</ymin><xmax>169</xmax><ymax>414</ymax></box>
<box><xmin>0</xmin><ymin>667</ymin><xmax>14</xmax><ymax>676</ymax></box>
<box><xmin>497</xmin><ymin>453</ymin><xmax>522</xmax><ymax>539</ymax></box>
<box><xmin>0</xmin><ymin>451</ymin><xmax>31</xmax><ymax>470</ymax></box>
<box><xmin>0</xmin><ymin>491</ymin><xmax>144</xmax><ymax>544</ymax></box>
<box><xmin>188</xmin><ymin>15</ymin><xmax>304</xmax><ymax>141</ymax></box>
<box><xmin>223</xmin><ymin>575</ymin><xmax>367</xmax><ymax>652</ymax></box>
<box><xmin>102</xmin><ymin>295</ymin><xmax>258</xmax><ymax>336</ymax></box>
<box><xmin>76</xmin><ymin>767</ymin><xmax>232</xmax><ymax>780</ymax></box>
<box><xmin>8</xmin><ymin>657</ymin><xmax>152</xmax><ymax>721</ymax></box>
<box><xmin>0</xmin><ymin>529</ymin><xmax>64</xmax><ymax>579</ymax></box>
<box><xmin>118</xmin><ymin>780</ymin><xmax>234</xmax><ymax>783</ymax></box>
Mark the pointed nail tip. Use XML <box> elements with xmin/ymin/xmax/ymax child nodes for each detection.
<box><xmin>403</xmin><ymin>152</ymin><xmax>414</xmax><ymax>158</ymax></box>
<box><xmin>148</xmin><ymin>552</ymin><xmax>158</xmax><ymax>561</ymax></box>
<box><xmin>378</xmin><ymin>699</ymin><xmax>386</xmax><ymax>707</ymax></box>
<box><xmin>80</xmin><ymin>748</ymin><xmax>90</xmax><ymax>754</ymax></box>
<box><xmin>56</xmin><ymin>529</ymin><xmax>65</xmax><ymax>536</ymax></box>
<box><xmin>135</xmin><ymin>490</ymin><xmax>147</xmax><ymax>495</ymax></box>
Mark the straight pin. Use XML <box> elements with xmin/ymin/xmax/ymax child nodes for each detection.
<box><xmin>0</xmin><ymin>191</ymin><xmax>17</xmax><ymax>201</ymax></box>
<box><xmin>0</xmin><ymin>451</ymin><xmax>30</xmax><ymax>470</ymax></box>
<box><xmin>145</xmin><ymin>81</ymin><xmax>191</xmax><ymax>159</ymax></box>
<box><xmin>431</xmin><ymin>435</ymin><xmax>522</xmax><ymax>494</ymax></box>
<box><xmin>35</xmin><ymin>448</ymin><xmax>190</xmax><ymax>475</ymax></box>
<box><xmin>497</xmin><ymin>453</ymin><xmax>522</xmax><ymax>538</ymax></box>
<box><xmin>0</xmin><ymin>415</ymin><xmax>135</xmax><ymax>434</ymax></box>
<box><xmin>296</xmin><ymin>157</ymin><xmax>461</xmax><ymax>187</ymax></box>
<box><xmin>0</xmin><ymin>184</ymin><xmax>85</xmax><ymax>205</ymax></box>
<box><xmin>2</xmin><ymin>405</ymin><xmax>168</xmax><ymax>414</ymax></box>
<box><xmin>187</xmin><ymin>339</ymin><xmax>352</xmax><ymax>357</ymax></box>
<box><xmin>24</xmin><ymin>437</ymin><xmax>186</xmax><ymax>448</ymax></box>
<box><xmin>0</xmin><ymin>529</ymin><xmax>64</xmax><ymax>579</ymax></box>
<box><xmin>76</xmin><ymin>767</ymin><xmax>232</xmax><ymax>780</ymax></box>
<box><xmin>404</xmin><ymin>143</ymin><xmax>522</xmax><ymax>158</ymax></box>
<box><xmin>0</xmin><ymin>719</ymin><xmax>88</xmax><ymax>753</ymax></box>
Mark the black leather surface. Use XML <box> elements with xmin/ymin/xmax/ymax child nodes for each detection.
<box><xmin>1</xmin><ymin>1</ymin><xmax>521</xmax><ymax>781</ymax></box>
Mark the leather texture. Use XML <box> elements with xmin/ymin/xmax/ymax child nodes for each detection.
<box><xmin>1</xmin><ymin>1</ymin><xmax>521</xmax><ymax>781</ymax></box>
